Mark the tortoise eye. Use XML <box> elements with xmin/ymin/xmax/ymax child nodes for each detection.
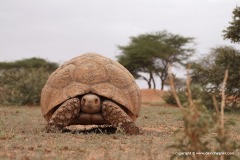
<box><xmin>82</xmin><ymin>98</ymin><xmax>86</xmax><ymax>103</ymax></box>
<box><xmin>95</xmin><ymin>99</ymin><xmax>98</xmax><ymax>104</ymax></box>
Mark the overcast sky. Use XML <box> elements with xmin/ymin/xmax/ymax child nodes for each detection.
<box><xmin>0</xmin><ymin>0</ymin><xmax>239</xmax><ymax>88</ymax></box>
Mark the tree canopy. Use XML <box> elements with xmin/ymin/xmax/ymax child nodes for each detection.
<box><xmin>223</xmin><ymin>6</ymin><xmax>240</xmax><ymax>43</ymax></box>
<box><xmin>191</xmin><ymin>46</ymin><xmax>240</xmax><ymax>108</ymax></box>
<box><xmin>117</xmin><ymin>31</ymin><xmax>195</xmax><ymax>90</ymax></box>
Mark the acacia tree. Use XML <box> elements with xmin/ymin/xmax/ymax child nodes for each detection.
<box><xmin>117</xmin><ymin>31</ymin><xmax>195</xmax><ymax>90</ymax></box>
<box><xmin>223</xmin><ymin>6</ymin><xmax>240</xmax><ymax>43</ymax></box>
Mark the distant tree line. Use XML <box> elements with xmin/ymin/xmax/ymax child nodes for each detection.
<box><xmin>0</xmin><ymin>58</ymin><xmax>58</xmax><ymax>105</ymax></box>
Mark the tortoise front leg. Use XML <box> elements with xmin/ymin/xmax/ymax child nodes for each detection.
<box><xmin>46</xmin><ymin>98</ymin><xmax>81</xmax><ymax>132</ymax></box>
<box><xmin>102</xmin><ymin>100</ymin><xmax>139</xmax><ymax>135</ymax></box>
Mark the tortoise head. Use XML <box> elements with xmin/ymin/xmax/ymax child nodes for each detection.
<box><xmin>81</xmin><ymin>94</ymin><xmax>101</xmax><ymax>114</ymax></box>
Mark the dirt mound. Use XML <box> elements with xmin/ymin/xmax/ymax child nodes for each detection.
<box><xmin>140</xmin><ymin>89</ymin><xmax>167</xmax><ymax>103</ymax></box>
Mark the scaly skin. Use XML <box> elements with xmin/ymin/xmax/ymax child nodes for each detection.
<box><xmin>102</xmin><ymin>100</ymin><xmax>139</xmax><ymax>135</ymax></box>
<box><xmin>46</xmin><ymin>98</ymin><xmax>81</xmax><ymax>132</ymax></box>
<box><xmin>46</xmin><ymin>95</ymin><xmax>139</xmax><ymax>135</ymax></box>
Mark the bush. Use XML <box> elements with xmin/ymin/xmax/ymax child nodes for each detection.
<box><xmin>191</xmin><ymin>46</ymin><xmax>240</xmax><ymax>109</ymax></box>
<box><xmin>163</xmin><ymin>85</ymin><xmax>214</xmax><ymax>110</ymax></box>
<box><xmin>0</xmin><ymin>57</ymin><xmax>58</xmax><ymax>106</ymax></box>
<box><xmin>0</xmin><ymin>67</ymin><xmax>53</xmax><ymax>106</ymax></box>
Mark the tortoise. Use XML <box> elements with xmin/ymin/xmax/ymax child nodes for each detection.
<box><xmin>40</xmin><ymin>53</ymin><xmax>141</xmax><ymax>134</ymax></box>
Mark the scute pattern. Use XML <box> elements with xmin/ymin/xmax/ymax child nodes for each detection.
<box><xmin>65</xmin><ymin>83</ymin><xmax>90</xmax><ymax>98</ymax></box>
<box><xmin>90</xmin><ymin>83</ymin><xmax>116</xmax><ymax>99</ymax></box>
<box><xmin>107</xmin><ymin>64</ymin><xmax>133</xmax><ymax>88</ymax></box>
<box><xmin>48</xmin><ymin>64</ymin><xmax>75</xmax><ymax>89</ymax></box>
<box><xmin>41</xmin><ymin>53</ymin><xmax>141</xmax><ymax>121</ymax></box>
<box><xmin>74</xmin><ymin>63</ymin><xmax>107</xmax><ymax>84</ymax></box>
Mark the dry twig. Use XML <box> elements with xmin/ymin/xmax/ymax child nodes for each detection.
<box><xmin>220</xmin><ymin>70</ymin><xmax>228</xmax><ymax>160</ymax></box>
<box><xmin>168</xmin><ymin>64</ymin><xmax>184</xmax><ymax>110</ymax></box>
<box><xmin>186</xmin><ymin>64</ymin><xmax>194</xmax><ymax>108</ymax></box>
<box><xmin>212</xmin><ymin>95</ymin><xmax>220</xmax><ymax>114</ymax></box>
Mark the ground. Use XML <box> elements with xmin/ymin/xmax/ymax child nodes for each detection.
<box><xmin>141</xmin><ymin>89</ymin><xmax>166</xmax><ymax>104</ymax></box>
<box><xmin>0</xmin><ymin>89</ymin><xmax>239</xmax><ymax>160</ymax></box>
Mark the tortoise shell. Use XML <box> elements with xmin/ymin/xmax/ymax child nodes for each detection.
<box><xmin>40</xmin><ymin>53</ymin><xmax>141</xmax><ymax>122</ymax></box>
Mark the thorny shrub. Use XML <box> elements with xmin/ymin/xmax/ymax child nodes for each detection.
<box><xmin>168</xmin><ymin>68</ymin><xmax>240</xmax><ymax>160</ymax></box>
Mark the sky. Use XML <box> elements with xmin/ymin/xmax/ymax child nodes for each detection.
<box><xmin>0</xmin><ymin>0</ymin><xmax>239</xmax><ymax>88</ymax></box>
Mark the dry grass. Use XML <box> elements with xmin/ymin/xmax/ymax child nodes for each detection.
<box><xmin>0</xmin><ymin>105</ymin><xmax>239</xmax><ymax>160</ymax></box>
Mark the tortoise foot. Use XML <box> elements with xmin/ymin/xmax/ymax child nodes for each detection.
<box><xmin>102</xmin><ymin>100</ymin><xmax>139</xmax><ymax>135</ymax></box>
<box><xmin>121</xmin><ymin>122</ymin><xmax>140</xmax><ymax>135</ymax></box>
<box><xmin>45</xmin><ymin>123</ymin><xmax>63</xmax><ymax>133</ymax></box>
<box><xmin>47</xmin><ymin>98</ymin><xmax>81</xmax><ymax>131</ymax></box>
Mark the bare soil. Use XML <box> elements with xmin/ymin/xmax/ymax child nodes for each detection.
<box><xmin>141</xmin><ymin>89</ymin><xmax>166</xmax><ymax>103</ymax></box>
<box><xmin>0</xmin><ymin>105</ymin><xmax>181</xmax><ymax>160</ymax></box>
<box><xmin>0</xmin><ymin>94</ymin><xmax>239</xmax><ymax>159</ymax></box>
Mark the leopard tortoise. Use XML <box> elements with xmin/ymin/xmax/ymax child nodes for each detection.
<box><xmin>40</xmin><ymin>53</ymin><xmax>141</xmax><ymax>134</ymax></box>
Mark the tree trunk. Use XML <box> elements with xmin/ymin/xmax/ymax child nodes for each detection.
<box><xmin>157</xmin><ymin>73</ymin><xmax>166</xmax><ymax>90</ymax></box>
<box><xmin>152</xmin><ymin>78</ymin><xmax>156</xmax><ymax>89</ymax></box>
<box><xmin>148</xmin><ymin>79</ymin><xmax>152</xmax><ymax>89</ymax></box>
<box><xmin>150</xmin><ymin>72</ymin><xmax>156</xmax><ymax>89</ymax></box>
<box><xmin>160</xmin><ymin>80</ymin><xmax>164</xmax><ymax>90</ymax></box>
<box><xmin>142</xmin><ymin>76</ymin><xmax>151</xmax><ymax>89</ymax></box>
